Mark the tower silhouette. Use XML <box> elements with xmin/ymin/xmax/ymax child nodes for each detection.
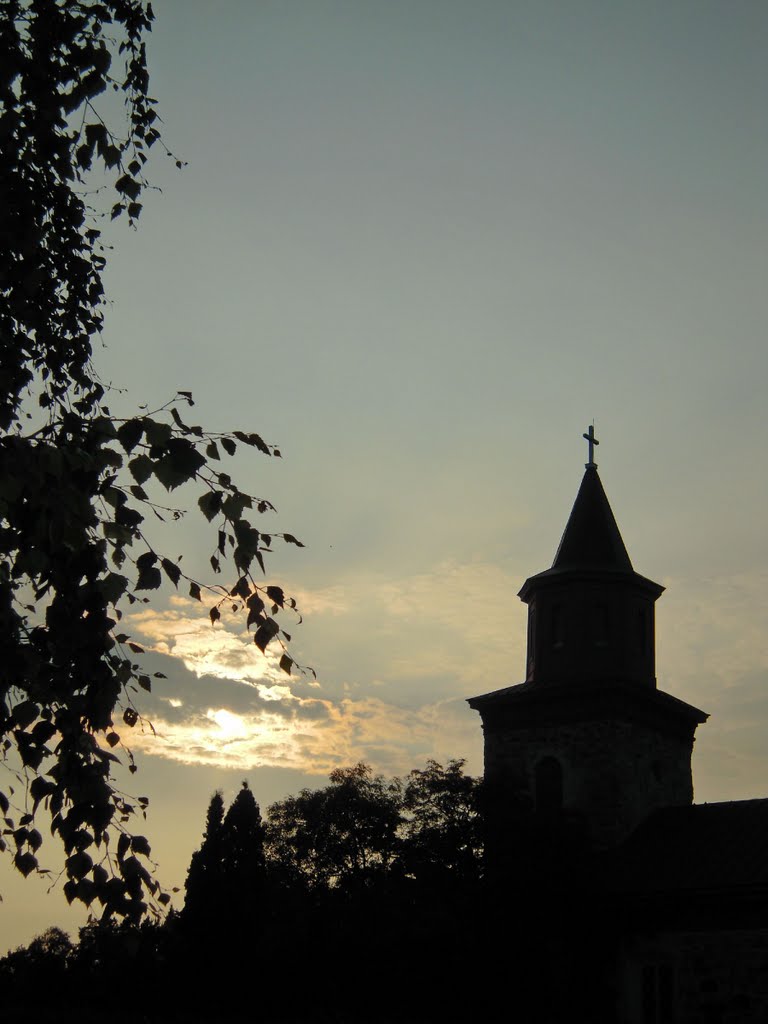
<box><xmin>468</xmin><ymin>438</ymin><xmax>708</xmax><ymax>849</ymax></box>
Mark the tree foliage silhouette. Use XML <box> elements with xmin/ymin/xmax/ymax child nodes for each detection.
<box><xmin>0</xmin><ymin>0</ymin><xmax>303</xmax><ymax>918</ymax></box>
<box><xmin>182</xmin><ymin>790</ymin><xmax>224</xmax><ymax>925</ymax></box>
<box><xmin>218</xmin><ymin>782</ymin><xmax>266</xmax><ymax>914</ymax></box>
<box><xmin>0</xmin><ymin>925</ymin><xmax>74</xmax><ymax>979</ymax></box>
<box><xmin>266</xmin><ymin>763</ymin><xmax>403</xmax><ymax>893</ymax></box>
<box><xmin>179</xmin><ymin>764</ymin><xmax>485</xmax><ymax>1020</ymax></box>
<box><xmin>263</xmin><ymin>760</ymin><xmax>483</xmax><ymax>896</ymax></box>
<box><xmin>401</xmin><ymin>758</ymin><xmax>482</xmax><ymax>888</ymax></box>
<box><xmin>184</xmin><ymin>783</ymin><xmax>266</xmax><ymax>941</ymax></box>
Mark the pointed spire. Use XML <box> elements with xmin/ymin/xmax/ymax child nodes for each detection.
<box><xmin>552</xmin><ymin>465</ymin><xmax>633</xmax><ymax>571</ymax></box>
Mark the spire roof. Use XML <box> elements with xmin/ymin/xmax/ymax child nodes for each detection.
<box><xmin>551</xmin><ymin>465</ymin><xmax>633</xmax><ymax>572</ymax></box>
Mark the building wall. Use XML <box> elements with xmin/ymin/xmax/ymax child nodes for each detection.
<box><xmin>618</xmin><ymin>929</ymin><xmax>768</xmax><ymax>1024</ymax></box>
<box><xmin>483</xmin><ymin>717</ymin><xmax>694</xmax><ymax>848</ymax></box>
<box><xmin>525</xmin><ymin>579</ymin><xmax>659</xmax><ymax>688</ymax></box>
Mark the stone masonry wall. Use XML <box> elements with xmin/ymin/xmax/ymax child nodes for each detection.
<box><xmin>484</xmin><ymin>717</ymin><xmax>694</xmax><ymax>848</ymax></box>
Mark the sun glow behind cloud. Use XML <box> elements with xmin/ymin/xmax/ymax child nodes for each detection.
<box><xmin>125</xmin><ymin>589</ymin><xmax>484</xmax><ymax>775</ymax></box>
<box><xmin>127</xmin><ymin>695</ymin><xmax>476</xmax><ymax>775</ymax></box>
<box><xmin>121</xmin><ymin>567</ymin><xmax>768</xmax><ymax>791</ymax></box>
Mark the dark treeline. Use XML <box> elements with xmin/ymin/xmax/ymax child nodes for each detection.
<box><xmin>0</xmin><ymin>759</ymin><xmax>613</xmax><ymax>1023</ymax></box>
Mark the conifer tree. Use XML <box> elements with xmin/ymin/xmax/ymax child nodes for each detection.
<box><xmin>183</xmin><ymin>790</ymin><xmax>225</xmax><ymax>925</ymax></box>
<box><xmin>183</xmin><ymin>784</ymin><xmax>266</xmax><ymax>933</ymax></box>
<box><xmin>221</xmin><ymin>784</ymin><xmax>265</xmax><ymax>870</ymax></box>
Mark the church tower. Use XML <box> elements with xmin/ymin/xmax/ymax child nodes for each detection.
<box><xmin>468</xmin><ymin>430</ymin><xmax>707</xmax><ymax>849</ymax></box>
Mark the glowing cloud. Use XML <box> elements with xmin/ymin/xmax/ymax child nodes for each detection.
<box><xmin>127</xmin><ymin>598</ymin><xmax>312</xmax><ymax>697</ymax></box>
<box><xmin>116</xmin><ymin>570</ymin><xmax>523</xmax><ymax>775</ymax></box>
<box><xmin>116</xmin><ymin>565</ymin><xmax>768</xmax><ymax>795</ymax></box>
<box><xmin>127</xmin><ymin>695</ymin><xmax>479</xmax><ymax>776</ymax></box>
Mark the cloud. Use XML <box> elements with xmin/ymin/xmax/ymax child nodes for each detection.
<box><xmin>129</xmin><ymin>598</ymin><xmax>286</xmax><ymax>684</ymax></box>
<box><xmin>128</xmin><ymin>694</ymin><xmax>480</xmax><ymax>777</ymax></box>
<box><xmin>286</xmin><ymin>584</ymin><xmax>350</xmax><ymax>616</ymax></box>
<box><xmin>122</xmin><ymin>583</ymin><xmax>484</xmax><ymax>777</ymax></box>
<box><xmin>284</xmin><ymin>560</ymin><xmax>528</xmax><ymax>700</ymax></box>
<box><xmin>129</xmin><ymin>561</ymin><xmax>528</xmax><ymax>703</ymax></box>
<box><xmin>119</xmin><ymin>566</ymin><xmax>768</xmax><ymax>799</ymax></box>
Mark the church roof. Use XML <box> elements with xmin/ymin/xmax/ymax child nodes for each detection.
<box><xmin>608</xmin><ymin>799</ymin><xmax>768</xmax><ymax>894</ymax></box>
<box><xmin>466</xmin><ymin>677</ymin><xmax>708</xmax><ymax>731</ymax></box>
<box><xmin>518</xmin><ymin>462</ymin><xmax>662</xmax><ymax>602</ymax></box>
<box><xmin>551</xmin><ymin>464</ymin><xmax>633</xmax><ymax>572</ymax></box>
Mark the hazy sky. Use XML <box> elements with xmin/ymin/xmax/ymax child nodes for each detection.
<box><xmin>3</xmin><ymin>0</ymin><xmax>768</xmax><ymax>950</ymax></box>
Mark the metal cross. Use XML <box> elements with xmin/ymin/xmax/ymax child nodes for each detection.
<box><xmin>583</xmin><ymin>424</ymin><xmax>599</xmax><ymax>467</ymax></box>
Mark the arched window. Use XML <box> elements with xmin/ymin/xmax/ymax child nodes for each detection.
<box><xmin>535</xmin><ymin>756</ymin><xmax>563</xmax><ymax>813</ymax></box>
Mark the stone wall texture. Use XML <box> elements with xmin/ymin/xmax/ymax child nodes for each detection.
<box><xmin>484</xmin><ymin>716</ymin><xmax>694</xmax><ymax>847</ymax></box>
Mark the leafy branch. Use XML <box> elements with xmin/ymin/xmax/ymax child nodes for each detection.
<box><xmin>0</xmin><ymin>0</ymin><xmax>307</xmax><ymax>919</ymax></box>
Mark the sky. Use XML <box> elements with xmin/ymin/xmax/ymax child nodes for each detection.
<box><xmin>2</xmin><ymin>0</ymin><xmax>768</xmax><ymax>950</ymax></box>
